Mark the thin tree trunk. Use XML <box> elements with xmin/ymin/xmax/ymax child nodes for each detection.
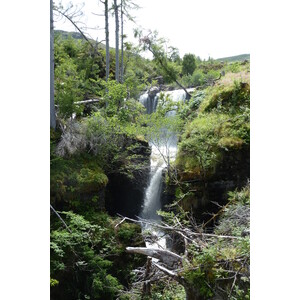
<box><xmin>55</xmin><ymin>7</ymin><xmax>104</xmax><ymax>60</ymax></box>
<box><xmin>105</xmin><ymin>0</ymin><xmax>109</xmax><ymax>82</ymax></box>
<box><xmin>50</xmin><ymin>0</ymin><xmax>56</xmax><ymax>129</ymax></box>
<box><xmin>104</xmin><ymin>0</ymin><xmax>109</xmax><ymax>107</ymax></box>
<box><xmin>142</xmin><ymin>257</ymin><xmax>152</xmax><ymax>298</ymax></box>
<box><xmin>50</xmin><ymin>204</ymin><xmax>72</xmax><ymax>233</ymax></box>
<box><xmin>120</xmin><ymin>0</ymin><xmax>124</xmax><ymax>83</ymax></box>
<box><xmin>147</xmin><ymin>45</ymin><xmax>191</xmax><ymax>99</ymax></box>
<box><xmin>114</xmin><ymin>0</ymin><xmax>120</xmax><ymax>82</ymax></box>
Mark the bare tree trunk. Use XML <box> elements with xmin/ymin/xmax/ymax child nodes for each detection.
<box><xmin>142</xmin><ymin>257</ymin><xmax>152</xmax><ymax>298</ymax></box>
<box><xmin>126</xmin><ymin>247</ymin><xmax>182</xmax><ymax>267</ymax></box>
<box><xmin>120</xmin><ymin>0</ymin><xmax>124</xmax><ymax>83</ymax></box>
<box><xmin>147</xmin><ymin>45</ymin><xmax>191</xmax><ymax>99</ymax></box>
<box><xmin>105</xmin><ymin>0</ymin><xmax>109</xmax><ymax>82</ymax></box>
<box><xmin>50</xmin><ymin>0</ymin><xmax>56</xmax><ymax>129</ymax></box>
<box><xmin>114</xmin><ymin>0</ymin><xmax>120</xmax><ymax>82</ymax></box>
<box><xmin>55</xmin><ymin>7</ymin><xmax>104</xmax><ymax>60</ymax></box>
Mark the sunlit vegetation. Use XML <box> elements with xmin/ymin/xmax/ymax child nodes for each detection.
<box><xmin>51</xmin><ymin>9</ymin><xmax>250</xmax><ymax>296</ymax></box>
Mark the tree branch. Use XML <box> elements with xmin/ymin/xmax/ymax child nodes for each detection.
<box><xmin>50</xmin><ymin>204</ymin><xmax>72</xmax><ymax>233</ymax></box>
<box><xmin>55</xmin><ymin>7</ymin><xmax>104</xmax><ymax>59</ymax></box>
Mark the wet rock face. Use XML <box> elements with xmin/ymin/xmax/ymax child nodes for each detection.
<box><xmin>160</xmin><ymin>145</ymin><xmax>250</xmax><ymax>224</ymax></box>
<box><xmin>105</xmin><ymin>139</ymin><xmax>151</xmax><ymax>218</ymax></box>
<box><xmin>105</xmin><ymin>174</ymin><xmax>146</xmax><ymax>217</ymax></box>
<box><xmin>195</xmin><ymin>146</ymin><xmax>250</xmax><ymax>222</ymax></box>
<box><xmin>148</xmin><ymin>86</ymin><xmax>160</xmax><ymax>97</ymax></box>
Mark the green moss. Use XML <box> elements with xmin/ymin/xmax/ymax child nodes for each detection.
<box><xmin>184</xmin><ymin>267</ymin><xmax>214</xmax><ymax>298</ymax></box>
<box><xmin>116</xmin><ymin>222</ymin><xmax>144</xmax><ymax>246</ymax></box>
<box><xmin>50</xmin><ymin>278</ymin><xmax>59</xmax><ymax>287</ymax></box>
<box><xmin>51</xmin><ymin>151</ymin><xmax>108</xmax><ymax>207</ymax></box>
<box><xmin>218</xmin><ymin>136</ymin><xmax>244</xmax><ymax>149</ymax></box>
<box><xmin>77</xmin><ymin>167</ymin><xmax>108</xmax><ymax>192</ymax></box>
<box><xmin>147</xmin><ymin>282</ymin><xmax>186</xmax><ymax>300</ymax></box>
<box><xmin>200</xmin><ymin>81</ymin><xmax>250</xmax><ymax>113</ymax></box>
<box><xmin>176</xmin><ymin>113</ymin><xmax>231</xmax><ymax>179</ymax></box>
<box><xmin>176</xmin><ymin>72</ymin><xmax>250</xmax><ymax>182</ymax></box>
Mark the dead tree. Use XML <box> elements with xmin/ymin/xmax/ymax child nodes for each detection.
<box><xmin>116</xmin><ymin>215</ymin><xmax>249</xmax><ymax>300</ymax></box>
<box><xmin>113</xmin><ymin>0</ymin><xmax>120</xmax><ymax>82</ymax></box>
<box><xmin>54</xmin><ymin>4</ymin><xmax>104</xmax><ymax>60</ymax></box>
<box><xmin>50</xmin><ymin>0</ymin><xmax>56</xmax><ymax>129</ymax></box>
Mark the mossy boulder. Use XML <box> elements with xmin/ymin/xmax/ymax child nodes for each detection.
<box><xmin>172</xmin><ymin>72</ymin><xmax>250</xmax><ymax>219</ymax></box>
<box><xmin>200</xmin><ymin>81</ymin><xmax>250</xmax><ymax>113</ymax></box>
<box><xmin>50</xmin><ymin>151</ymin><xmax>108</xmax><ymax>211</ymax></box>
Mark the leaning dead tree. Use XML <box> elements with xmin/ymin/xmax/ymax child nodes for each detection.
<box><xmin>54</xmin><ymin>3</ymin><xmax>105</xmax><ymax>60</ymax></box>
<box><xmin>136</xmin><ymin>30</ymin><xmax>192</xmax><ymax>99</ymax></box>
<box><xmin>116</xmin><ymin>212</ymin><xmax>250</xmax><ymax>300</ymax></box>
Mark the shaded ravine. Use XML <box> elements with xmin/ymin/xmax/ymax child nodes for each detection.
<box><xmin>139</xmin><ymin>88</ymin><xmax>193</xmax><ymax>249</ymax></box>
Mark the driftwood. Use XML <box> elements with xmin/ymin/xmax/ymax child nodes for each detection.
<box><xmin>74</xmin><ymin>98</ymin><xmax>102</xmax><ymax>105</ymax></box>
<box><xmin>126</xmin><ymin>247</ymin><xmax>182</xmax><ymax>268</ymax></box>
<box><xmin>117</xmin><ymin>216</ymin><xmax>242</xmax><ymax>241</ymax></box>
<box><xmin>142</xmin><ymin>257</ymin><xmax>152</xmax><ymax>296</ymax></box>
<box><xmin>120</xmin><ymin>215</ymin><xmax>248</xmax><ymax>300</ymax></box>
<box><xmin>55</xmin><ymin>98</ymin><xmax>103</xmax><ymax>108</ymax></box>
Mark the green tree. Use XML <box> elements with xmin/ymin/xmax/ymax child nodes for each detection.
<box><xmin>120</xmin><ymin>0</ymin><xmax>140</xmax><ymax>83</ymax></box>
<box><xmin>182</xmin><ymin>53</ymin><xmax>196</xmax><ymax>76</ymax></box>
<box><xmin>135</xmin><ymin>29</ymin><xmax>191</xmax><ymax>98</ymax></box>
<box><xmin>137</xmin><ymin>93</ymin><xmax>183</xmax><ymax>178</ymax></box>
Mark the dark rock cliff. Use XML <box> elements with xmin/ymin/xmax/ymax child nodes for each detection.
<box><xmin>105</xmin><ymin>139</ymin><xmax>151</xmax><ymax>217</ymax></box>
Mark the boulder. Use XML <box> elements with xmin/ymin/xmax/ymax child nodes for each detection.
<box><xmin>148</xmin><ymin>86</ymin><xmax>160</xmax><ymax>97</ymax></box>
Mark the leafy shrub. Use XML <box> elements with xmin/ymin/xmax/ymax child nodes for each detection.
<box><xmin>116</xmin><ymin>222</ymin><xmax>143</xmax><ymax>245</ymax></box>
<box><xmin>225</xmin><ymin>61</ymin><xmax>242</xmax><ymax>73</ymax></box>
<box><xmin>176</xmin><ymin>113</ymin><xmax>231</xmax><ymax>179</ymax></box>
<box><xmin>182</xmin><ymin>53</ymin><xmax>196</xmax><ymax>76</ymax></box>
<box><xmin>77</xmin><ymin>167</ymin><xmax>108</xmax><ymax>192</ymax></box>
<box><xmin>148</xmin><ymin>282</ymin><xmax>186</xmax><ymax>300</ymax></box>
<box><xmin>180</xmin><ymin>185</ymin><xmax>250</xmax><ymax>299</ymax></box>
<box><xmin>191</xmin><ymin>69</ymin><xmax>205</xmax><ymax>86</ymax></box>
<box><xmin>50</xmin><ymin>211</ymin><xmax>121</xmax><ymax>300</ymax></box>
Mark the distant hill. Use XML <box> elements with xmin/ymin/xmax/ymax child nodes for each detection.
<box><xmin>54</xmin><ymin>30</ymin><xmax>84</xmax><ymax>40</ymax></box>
<box><xmin>54</xmin><ymin>30</ymin><xmax>106</xmax><ymax>48</ymax></box>
<box><xmin>216</xmin><ymin>54</ymin><xmax>250</xmax><ymax>62</ymax></box>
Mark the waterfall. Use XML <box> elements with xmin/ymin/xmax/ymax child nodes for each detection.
<box><xmin>139</xmin><ymin>91</ymin><xmax>158</xmax><ymax>114</ymax></box>
<box><xmin>139</xmin><ymin>88</ymin><xmax>194</xmax><ymax>249</ymax></box>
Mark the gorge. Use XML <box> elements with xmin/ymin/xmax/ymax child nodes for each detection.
<box><xmin>50</xmin><ymin>28</ymin><xmax>250</xmax><ymax>299</ymax></box>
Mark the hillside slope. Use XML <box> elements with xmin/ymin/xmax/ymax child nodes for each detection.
<box><xmin>216</xmin><ymin>53</ymin><xmax>250</xmax><ymax>62</ymax></box>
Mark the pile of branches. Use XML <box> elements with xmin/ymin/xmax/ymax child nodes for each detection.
<box><xmin>115</xmin><ymin>199</ymin><xmax>250</xmax><ymax>300</ymax></box>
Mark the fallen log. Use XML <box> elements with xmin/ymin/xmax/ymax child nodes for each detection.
<box><xmin>55</xmin><ymin>98</ymin><xmax>103</xmax><ymax>108</ymax></box>
<box><xmin>126</xmin><ymin>247</ymin><xmax>182</xmax><ymax>268</ymax></box>
<box><xmin>74</xmin><ymin>98</ymin><xmax>102</xmax><ymax>105</ymax></box>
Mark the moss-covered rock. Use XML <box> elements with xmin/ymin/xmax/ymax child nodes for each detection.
<box><xmin>172</xmin><ymin>66</ymin><xmax>250</xmax><ymax>219</ymax></box>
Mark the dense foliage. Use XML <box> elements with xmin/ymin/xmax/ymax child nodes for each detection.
<box><xmin>51</xmin><ymin>210</ymin><xmax>146</xmax><ymax>299</ymax></box>
<box><xmin>182</xmin><ymin>53</ymin><xmax>196</xmax><ymax>76</ymax></box>
<box><xmin>51</xmin><ymin>26</ymin><xmax>250</xmax><ymax>299</ymax></box>
<box><xmin>176</xmin><ymin>76</ymin><xmax>250</xmax><ymax>181</ymax></box>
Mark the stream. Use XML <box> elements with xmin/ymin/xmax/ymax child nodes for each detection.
<box><xmin>139</xmin><ymin>88</ymin><xmax>194</xmax><ymax>249</ymax></box>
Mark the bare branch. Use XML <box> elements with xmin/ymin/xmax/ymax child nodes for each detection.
<box><xmin>50</xmin><ymin>204</ymin><xmax>72</xmax><ymax>233</ymax></box>
<box><xmin>54</xmin><ymin>6</ymin><xmax>104</xmax><ymax>59</ymax></box>
<box><xmin>91</xmin><ymin>12</ymin><xmax>105</xmax><ymax>16</ymax></box>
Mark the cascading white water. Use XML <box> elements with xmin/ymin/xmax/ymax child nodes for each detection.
<box><xmin>139</xmin><ymin>88</ymin><xmax>194</xmax><ymax>249</ymax></box>
<box><xmin>140</xmin><ymin>146</ymin><xmax>167</xmax><ymax>249</ymax></box>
